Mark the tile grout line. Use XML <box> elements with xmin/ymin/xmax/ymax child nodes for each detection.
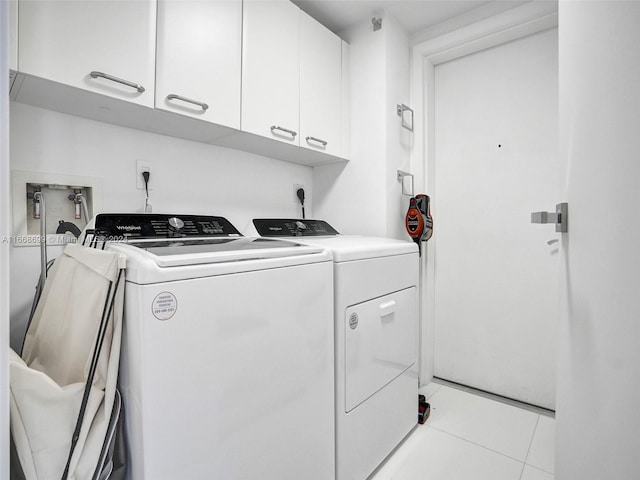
<box><xmin>525</xmin><ymin>415</ymin><xmax>541</xmax><ymax>461</ymax></box>
<box><xmin>523</xmin><ymin>417</ymin><xmax>555</xmax><ymax>476</ymax></box>
<box><xmin>426</xmin><ymin>423</ymin><xmax>531</xmax><ymax>466</ymax></box>
<box><xmin>424</xmin><ymin>384</ymin><xmax>541</xmax><ymax>466</ymax></box>
<box><xmin>524</xmin><ymin>464</ymin><xmax>555</xmax><ymax>477</ymax></box>
<box><xmin>424</xmin><ymin>384</ymin><xmax>555</xmax><ymax>477</ymax></box>
<box><xmin>520</xmin><ymin>415</ymin><xmax>541</xmax><ymax>480</ymax></box>
<box><xmin>517</xmin><ymin>461</ymin><xmax>527</xmax><ymax>480</ymax></box>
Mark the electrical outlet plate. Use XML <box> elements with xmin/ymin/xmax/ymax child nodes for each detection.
<box><xmin>293</xmin><ymin>184</ymin><xmax>305</xmax><ymax>204</ymax></box>
<box><xmin>136</xmin><ymin>159</ymin><xmax>152</xmax><ymax>190</ymax></box>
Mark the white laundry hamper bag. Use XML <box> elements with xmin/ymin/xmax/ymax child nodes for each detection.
<box><xmin>9</xmin><ymin>243</ymin><xmax>127</xmax><ymax>480</ymax></box>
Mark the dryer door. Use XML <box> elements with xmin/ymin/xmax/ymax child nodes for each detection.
<box><xmin>345</xmin><ymin>287</ymin><xmax>417</xmax><ymax>412</ymax></box>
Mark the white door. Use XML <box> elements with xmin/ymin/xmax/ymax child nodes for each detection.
<box><xmin>345</xmin><ymin>287</ymin><xmax>416</xmax><ymax>412</ymax></box>
<box><xmin>432</xmin><ymin>29</ymin><xmax>560</xmax><ymax>409</ymax></box>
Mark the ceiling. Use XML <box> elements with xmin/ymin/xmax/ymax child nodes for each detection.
<box><xmin>292</xmin><ymin>0</ymin><xmax>527</xmax><ymax>37</ymax></box>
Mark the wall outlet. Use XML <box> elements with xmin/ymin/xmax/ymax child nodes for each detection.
<box><xmin>293</xmin><ymin>184</ymin><xmax>305</xmax><ymax>204</ymax></box>
<box><xmin>136</xmin><ymin>159</ymin><xmax>152</xmax><ymax>190</ymax></box>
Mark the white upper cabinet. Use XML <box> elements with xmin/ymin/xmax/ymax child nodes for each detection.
<box><xmin>341</xmin><ymin>40</ymin><xmax>351</xmax><ymax>160</ymax></box>
<box><xmin>299</xmin><ymin>11</ymin><xmax>342</xmax><ymax>157</ymax></box>
<box><xmin>9</xmin><ymin>0</ymin><xmax>17</xmax><ymax>71</ymax></box>
<box><xmin>241</xmin><ymin>0</ymin><xmax>300</xmax><ymax>145</ymax></box>
<box><xmin>12</xmin><ymin>0</ymin><xmax>349</xmax><ymax>165</ymax></box>
<box><xmin>155</xmin><ymin>0</ymin><xmax>242</xmax><ymax>128</ymax></box>
<box><xmin>18</xmin><ymin>0</ymin><xmax>156</xmax><ymax>107</ymax></box>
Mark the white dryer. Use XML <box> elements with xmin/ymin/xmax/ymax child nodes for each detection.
<box><xmin>253</xmin><ymin>219</ymin><xmax>419</xmax><ymax>480</ymax></box>
<box><xmin>90</xmin><ymin>214</ymin><xmax>335</xmax><ymax>480</ymax></box>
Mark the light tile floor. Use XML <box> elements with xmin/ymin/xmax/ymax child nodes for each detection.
<box><xmin>370</xmin><ymin>382</ymin><xmax>555</xmax><ymax>480</ymax></box>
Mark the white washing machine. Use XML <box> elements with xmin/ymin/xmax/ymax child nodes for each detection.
<box><xmin>90</xmin><ymin>214</ymin><xmax>335</xmax><ymax>480</ymax></box>
<box><xmin>252</xmin><ymin>219</ymin><xmax>419</xmax><ymax>480</ymax></box>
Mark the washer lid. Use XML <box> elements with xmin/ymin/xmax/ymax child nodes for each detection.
<box><xmin>125</xmin><ymin>236</ymin><xmax>322</xmax><ymax>267</ymax></box>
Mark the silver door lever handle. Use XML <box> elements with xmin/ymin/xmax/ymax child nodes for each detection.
<box><xmin>531</xmin><ymin>202</ymin><xmax>568</xmax><ymax>233</ymax></box>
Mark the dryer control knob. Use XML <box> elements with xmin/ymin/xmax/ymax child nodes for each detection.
<box><xmin>168</xmin><ymin>217</ymin><xmax>185</xmax><ymax>232</ymax></box>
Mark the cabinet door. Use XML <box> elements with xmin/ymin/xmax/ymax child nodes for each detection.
<box><xmin>18</xmin><ymin>0</ymin><xmax>156</xmax><ymax>107</ymax></box>
<box><xmin>241</xmin><ymin>0</ymin><xmax>300</xmax><ymax>144</ymax></box>
<box><xmin>300</xmin><ymin>11</ymin><xmax>342</xmax><ymax>157</ymax></box>
<box><xmin>156</xmin><ymin>0</ymin><xmax>241</xmax><ymax>128</ymax></box>
<box><xmin>9</xmin><ymin>0</ymin><xmax>17</xmax><ymax>71</ymax></box>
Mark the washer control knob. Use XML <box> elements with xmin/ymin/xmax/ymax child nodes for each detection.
<box><xmin>294</xmin><ymin>221</ymin><xmax>307</xmax><ymax>236</ymax></box>
<box><xmin>168</xmin><ymin>217</ymin><xmax>185</xmax><ymax>232</ymax></box>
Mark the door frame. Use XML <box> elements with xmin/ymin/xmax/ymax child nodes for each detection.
<box><xmin>410</xmin><ymin>2</ymin><xmax>558</xmax><ymax>386</ymax></box>
<box><xmin>1</xmin><ymin>1</ymin><xmax>11</xmax><ymax>475</ymax></box>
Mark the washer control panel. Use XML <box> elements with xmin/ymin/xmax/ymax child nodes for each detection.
<box><xmin>253</xmin><ymin>219</ymin><xmax>339</xmax><ymax>237</ymax></box>
<box><xmin>94</xmin><ymin>214</ymin><xmax>242</xmax><ymax>238</ymax></box>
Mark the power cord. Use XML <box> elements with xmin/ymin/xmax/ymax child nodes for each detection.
<box><xmin>296</xmin><ymin>188</ymin><xmax>305</xmax><ymax>219</ymax></box>
<box><xmin>142</xmin><ymin>171</ymin><xmax>152</xmax><ymax>213</ymax></box>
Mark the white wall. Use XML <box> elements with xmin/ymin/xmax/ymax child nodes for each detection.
<box><xmin>1</xmin><ymin>1</ymin><xmax>12</xmax><ymax>476</ymax></box>
<box><xmin>9</xmin><ymin>102</ymin><xmax>313</xmax><ymax>349</ymax></box>
<box><xmin>314</xmin><ymin>13</ymin><xmax>411</xmax><ymax>239</ymax></box>
<box><xmin>313</xmin><ymin>18</ymin><xmax>386</xmax><ymax>236</ymax></box>
<box><xmin>384</xmin><ymin>17</ymin><xmax>412</xmax><ymax>241</ymax></box>
<box><xmin>557</xmin><ymin>1</ymin><xmax>640</xmax><ymax>478</ymax></box>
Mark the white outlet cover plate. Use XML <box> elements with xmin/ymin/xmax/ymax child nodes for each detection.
<box><xmin>136</xmin><ymin>159</ymin><xmax>152</xmax><ymax>190</ymax></box>
<box><xmin>294</xmin><ymin>184</ymin><xmax>305</xmax><ymax>204</ymax></box>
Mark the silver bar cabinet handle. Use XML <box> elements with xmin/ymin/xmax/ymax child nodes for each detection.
<box><xmin>166</xmin><ymin>94</ymin><xmax>209</xmax><ymax>111</ymax></box>
<box><xmin>90</xmin><ymin>71</ymin><xmax>145</xmax><ymax>93</ymax></box>
<box><xmin>270</xmin><ymin>125</ymin><xmax>297</xmax><ymax>139</ymax></box>
<box><xmin>305</xmin><ymin>136</ymin><xmax>328</xmax><ymax>147</ymax></box>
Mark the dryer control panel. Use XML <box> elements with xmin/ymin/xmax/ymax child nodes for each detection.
<box><xmin>94</xmin><ymin>214</ymin><xmax>242</xmax><ymax>239</ymax></box>
<box><xmin>253</xmin><ymin>219</ymin><xmax>339</xmax><ymax>237</ymax></box>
